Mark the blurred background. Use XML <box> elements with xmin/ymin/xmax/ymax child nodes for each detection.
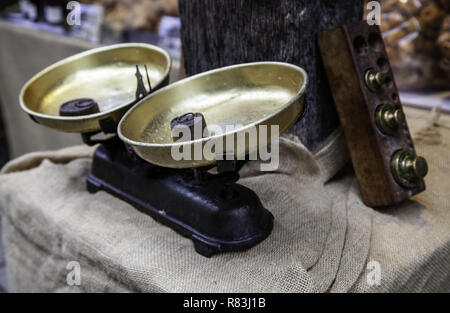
<box><xmin>366</xmin><ymin>0</ymin><xmax>450</xmax><ymax>115</ymax></box>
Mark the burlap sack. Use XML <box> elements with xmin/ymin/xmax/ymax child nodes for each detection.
<box><xmin>0</xmin><ymin>107</ymin><xmax>449</xmax><ymax>292</ymax></box>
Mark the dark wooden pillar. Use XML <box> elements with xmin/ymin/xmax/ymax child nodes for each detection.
<box><xmin>179</xmin><ymin>0</ymin><xmax>364</xmax><ymax>150</ymax></box>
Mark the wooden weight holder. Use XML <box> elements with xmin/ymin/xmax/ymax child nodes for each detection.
<box><xmin>318</xmin><ymin>21</ymin><xmax>428</xmax><ymax>207</ymax></box>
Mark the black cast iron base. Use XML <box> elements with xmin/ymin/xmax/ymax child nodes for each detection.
<box><xmin>86</xmin><ymin>137</ymin><xmax>273</xmax><ymax>257</ymax></box>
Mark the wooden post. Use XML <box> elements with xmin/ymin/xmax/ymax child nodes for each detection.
<box><xmin>179</xmin><ymin>0</ymin><xmax>364</xmax><ymax>150</ymax></box>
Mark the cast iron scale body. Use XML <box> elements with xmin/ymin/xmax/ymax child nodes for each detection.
<box><xmin>62</xmin><ymin>92</ymin><xmax>274</xmax><ymax>257</ymax></box>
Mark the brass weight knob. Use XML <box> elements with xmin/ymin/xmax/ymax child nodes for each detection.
<box><xmin>375</xmin><ymin>104</ymin><xmax>405</xmax><ymax>135</ymax></box>
<box><xmin>391</xmin><ymin>150</ymin><xmax>428</xmax><ymax>188</ymax></box>
<box><xmin>365</xmin><ymin>68</ymin><xmax>386</xmax><ymax>92</ymax></box>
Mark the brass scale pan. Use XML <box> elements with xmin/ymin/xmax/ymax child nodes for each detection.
<box><xmin>20</xmin><ymin>44</ymin><xmax>308</xmax><ymax>168</ymax></box>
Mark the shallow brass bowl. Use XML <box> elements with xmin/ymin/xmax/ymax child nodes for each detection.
<box><xmin>20</xmin><ymin>43</ymin><xmax>171</xmax><ymax>133</ymax></box>
<box><xmin>119</xmin><ymin>62</ymin><xmax>308</xmax><ymax>168</ymax></box>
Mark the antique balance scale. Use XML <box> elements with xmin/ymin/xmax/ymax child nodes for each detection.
<box><xmin>20</xmin><ymin>43</ymin><xmax>308</xmax><ymax>257</ymax></box>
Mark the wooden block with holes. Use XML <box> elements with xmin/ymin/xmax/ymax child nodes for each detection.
<box><xmin>318</xmin><ymin>21</ymin><xmax>427</xmax><ymax>207</ymax></box>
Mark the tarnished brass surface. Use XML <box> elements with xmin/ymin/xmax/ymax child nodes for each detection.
<box><xmin>375</xmin><ymin>104</ymin><xmax>405</xmax><ymax>135</ymax></box>
<box><xmin>119</xmin><ymin>62</ymin><xmax>308</xmax><ymax>168</ymax></box>
<box><xmin>391</xmin><ymin>150</ymin><xmax>428</xmax><ymax>189</ymax></box>
<box><xmin>20</xmin><ymin>43</ymin><xmax>171</xmax><ymax>133</ymax></box>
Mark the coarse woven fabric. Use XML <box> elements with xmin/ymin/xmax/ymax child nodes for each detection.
<box><xmin>0</xmin><ymin>107</ymin><xmax>449</xmax><ymax>292</ymax></box>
